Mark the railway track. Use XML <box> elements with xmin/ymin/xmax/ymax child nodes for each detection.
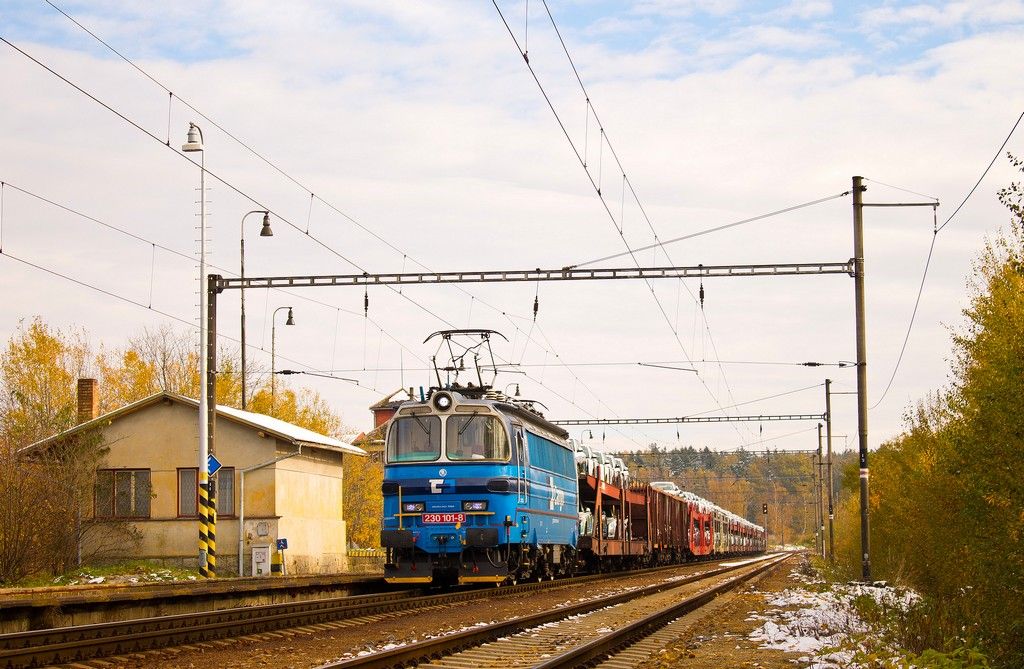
<box><xmin>321</xmin><ymin>553</ymin><xmax>790</xmax><ymax>669</ymax></box>
<box><xmin>0</xmin><ymin>558</ymin><xmax>753</xmax><ymax>668</ymax></box>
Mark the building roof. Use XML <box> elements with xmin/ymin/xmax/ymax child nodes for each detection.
<box><xmin>352</xmin><ymin>422</ymin><xmax>387</xmax><ymax>449</ymax></box>
<box><xmin>214</xmin><ymin>403</ymin><xmax>366</xmax><ymax>456</ymax></box>
<box><xmin>29</xmin><ymin>392</ymin><xmax>367</xmax><ymax>457</ymax></box>
<box><xmin>368</xmin><ymin>388</ymin><xmax>413</xmax><ymax>410</ymax></box>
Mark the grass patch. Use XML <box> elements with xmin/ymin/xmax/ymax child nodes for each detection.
<box><xmin>3</xmin><ymin>560</ymin><xmax>199</xmax><ymax>588</ymax></box>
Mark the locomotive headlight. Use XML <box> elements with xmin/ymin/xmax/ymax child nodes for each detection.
<box><xmin>432</xmin><ymin>392</ymin><xmax>453</xmax><ymax>411</ymax></box>
<box><xmin>402</xmin><ymin>502</ymin><xmax>425</xmax><ymax>513</ymax></box>
<box><xmin>462</xmin><ymin>500</ymin><xmax>488</xmax><ymax>512</ymax></box>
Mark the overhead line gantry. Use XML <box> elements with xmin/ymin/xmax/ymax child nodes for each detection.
<box><xmin>213</xmin><ymin>261</ymin><xmax>854</xmax><ymax>291</ymax></box>
<box><xmin>552</xmin><ymin>413</ymin><xmax>826</xmax><ymax>426</ymax></box>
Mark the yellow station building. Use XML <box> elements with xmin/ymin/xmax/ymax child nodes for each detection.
<box><xmin>36</xmin><ymin>380</ymin><xmax>366</xmax><ymax>575</ymax></box>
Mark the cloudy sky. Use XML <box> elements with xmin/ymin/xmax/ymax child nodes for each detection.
<box><xmin>2</xmin><ymin>0</ymin><xmax>1023</xmax><ymax>456</ymax></box>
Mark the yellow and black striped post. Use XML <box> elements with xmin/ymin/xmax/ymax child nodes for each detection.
<box><xmin>207</xmin><ymin>478</ymin><xmax>217</xmax><ymax>577</ymax></box>
<box><xmin>198</xmin><ymin>472</ymin><xmax>210</xmax><ymax>578</ymax></box>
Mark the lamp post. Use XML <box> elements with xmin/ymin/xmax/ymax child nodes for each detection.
<box><xmin>271</xmin><ymin>306</ymin><xmax>294</xmax><ymax>410</ymax></box>
<box><xmin>240</xmin><ymin>211</ymin><xmax>273</xmax><ymax>410</ymax></box>
<box><xmin>182</xmin><ymin>122</ymin><xmax>211</xmax><ymax>578</ymax></box>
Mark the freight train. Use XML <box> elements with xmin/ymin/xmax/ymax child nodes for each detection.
<box><xmin>380</xmin><ymin>330</ymin><xmax>766</xmax><ymax>585</ymax></box>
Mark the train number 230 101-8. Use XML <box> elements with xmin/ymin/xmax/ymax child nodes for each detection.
<box><xmin>422</xmin><ymin>513</ymin><xmax>466</xmax><ymax>524</ymax></box>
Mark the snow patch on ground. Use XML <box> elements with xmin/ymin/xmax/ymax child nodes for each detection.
<box><xmin>747</xmin><ymin>567</ymin><xmax>918</xmax><ymax>668</ymax></box>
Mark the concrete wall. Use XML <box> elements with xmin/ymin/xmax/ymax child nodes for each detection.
<box><xmin>273</xmin><ymin>446</ymin><xmax>348</xmax><ymax>574</ymax></box>
<box><xmin>85</xmin><ymin>398</ymin><xmax>351</xmax><ymax>575</ymax></box>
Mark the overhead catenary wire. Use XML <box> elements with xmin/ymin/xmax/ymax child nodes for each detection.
<box><xmin>936</xmin><ymin>109</ymin><xmax>1024</xmax><ymax>234</ymax></box>
<box><xmin>0</xmin><ymin>249</ymin><xmax>374</xmax><ymax>390</ymax></box>
<box><xmin>1</xmin><ymin>178</ymin><xmax>431</xmax><ymax>368</ymax></box>
<box><xmin>864</xmin><ymin>178</ymin><xmax>938</xmax><ymax>203</ymax></box>
<box><xmin>725</xmin><ymin>426</ymin><xmax>819</xmax><ymax>450</ymax></box>
<box><xmin>24</xmin><ymin>7</ymin><xmax>644</xmax><ymax>441</ymax></box>
<box><xmin>535</xmin><ymin>0</ymin><xmax>769</xmax><ymax>442</ymax></box>
<box><xmin>686</xmin><ymin>383</ymin><xmax>825</xmax><ymax>419</ymax></box>
<box><xmin>492</xmin><ymin>0</ymin><xmax>749</xmax><ymax>442</ymax></box>
<box><xmin>868</xmin><ymin>106</ymin><xmax>1024</xmax><ymax>409</ymax></box>
<box><xmin>567</xmin><ymin>191</ymin><xmax>852</xmax><ymax>269</ymax></box>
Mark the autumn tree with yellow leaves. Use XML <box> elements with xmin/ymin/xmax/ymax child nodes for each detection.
<box><xmin>0</xmin><ymin>319</ymin><xmax>137</xmax><ymax>582</ymax></box>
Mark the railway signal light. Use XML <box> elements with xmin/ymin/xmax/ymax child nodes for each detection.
<box><xmin>762</xmin><ymin>503</ymin><xmax>768</xmax><ymax>514</ymax></box>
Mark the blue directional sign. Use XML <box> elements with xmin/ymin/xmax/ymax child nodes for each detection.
<box><xmin>207</xmin><ymin>453</ymin><xmax>223</xmax><ymax>477</ymax></box>
<box><xmin>276</xmin><ymin>538</ymin><xmax>288</xmax><ymax>551</ymax></box>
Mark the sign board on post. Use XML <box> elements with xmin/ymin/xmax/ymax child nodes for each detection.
<box><xmin>275</xmin><ymin>538</ymin><xmax>288</xmax><ymax>576</ymax></box>
<box><xmin>207</xmin><ymin>453</ymin><xmax>223</xmax><ymax>477</ymax></box>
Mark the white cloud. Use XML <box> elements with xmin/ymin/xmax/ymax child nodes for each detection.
<box><xmin>695</xmin><ymin>25</ymin><xmax>836</xmax><ymax>58</ymax></box>
<box><xmin>632</xmin><ymin>0</ymin><xmax>743</xmax><ymax>18</ymax></box>
<box><xmin>773</xmin><ymin>0</ymin><xmax>835</xmax><ymax>21</ymax></box>
<box><xmin>860</xmin><ymin>0</ymin><xmax>1024</xmax><ymax>31</ymax></box>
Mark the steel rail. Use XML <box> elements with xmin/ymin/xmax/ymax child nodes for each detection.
<box><xmin>533</xmin><ymin>553</ymin><xmax>792</xmax><ymax>668</ymax></box>
<box><xmin>0</xmin><ymin>589</ymin><xmax>414</xmax><ymax>649</ymax></box>
<box><xmin>0</xmin><ymin>559</ymin><xmax>740</xmax><ymax>668</ymax></box>
<box><xmin>319</xmin><ymin>554</ymin><xmax>781</xmax><ymax>669</ymax></box>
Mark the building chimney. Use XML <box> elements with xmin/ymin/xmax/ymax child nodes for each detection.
<box><xmin>77</xmin><ymin>378</ymin><xmax>99</xmax><ymax>423</ymax></box>
<box><xmin>372</xmin><ymin>404</ymin><xmax>397</xmax><ymax>429</ymax></box>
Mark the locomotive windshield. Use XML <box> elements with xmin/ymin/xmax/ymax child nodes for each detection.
<box><xmin>387</xmin><ymin>416</ymin><xmax>441</xmax><ymax>462</ymax></box>
<box><xmin>446</xmin><ymin>414</ymin><xmax>509</xmax><ymax>461</ymax></box>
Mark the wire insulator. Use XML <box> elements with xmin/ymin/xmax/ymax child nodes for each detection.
<box><xmin>698</xmin><ymin>263</ymin><xmax>705</xmax><ymax>309</ymax></box>
<box><xmin>364</xmin><ymin>288</ymin><xmax>369</xmax><ymax>317</ymax></box>
<box><xmin>533</xmin><ymin>294</ymin><xmax>539</xmax><ymax>321</ymax></box>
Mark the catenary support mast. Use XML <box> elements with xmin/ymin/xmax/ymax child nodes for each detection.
<box><xmin>852</xmin><ymin>176</ymin><xmax>871</xmax><ymax>581</ymax></box>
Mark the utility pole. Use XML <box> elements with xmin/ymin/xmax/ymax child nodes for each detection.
<box><xmin>852</xmin><ymin>175</ymin><xmax>871</xmax><ymax>581</ymax></box>
<box><xmin>825</xmin><ymin>378</ymin><xmax>835</xmax><ymax>561</ymax></box>
<box><xmin>816</xmin><ymin>423</ymin><xmax>825</xmax><ymax>559</ymax></box>
<box><xmin>206</xmin><ymin>274</ymin><xmax>218</xmax><ymax>577</ymax></box>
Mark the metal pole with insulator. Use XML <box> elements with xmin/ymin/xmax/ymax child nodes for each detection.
<box><xmin>816</xmin><ymin>423</ymin><xmax>825</xmax><ymax>558</ymax></box>
<box><xmin>852</xmin><ymin>175</ymin><xmax>871</xmax><ymax>580</ymax></box>
<box><xmin>825</xmin><ymin>378</ymin><xmax>835</xmax><ymax>561</ymax></box>
<box><xmin>206</xmin><ymin>273</ymin><xmax>219</xmax><ymax>577</ymax></box>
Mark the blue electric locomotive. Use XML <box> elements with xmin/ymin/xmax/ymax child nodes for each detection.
<box><xmin>380</xmin><ymin>331</ymin><xmax>579</xmax><ymax>585</ymax></box>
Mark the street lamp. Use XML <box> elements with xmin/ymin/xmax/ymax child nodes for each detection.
<box><xmin>182</xmin><ymin>122</ymin><xmax>210</xmax><ymax>578</ymax></box>
<box><xmin>240</xmin><ymin>210</ymin><xmax>272</xmax><ymax>410</ymax></box>
<box><xmin>271</xmin><ymin>306</ymin><xmax>294</xmax><ymax>410</ymax></box>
